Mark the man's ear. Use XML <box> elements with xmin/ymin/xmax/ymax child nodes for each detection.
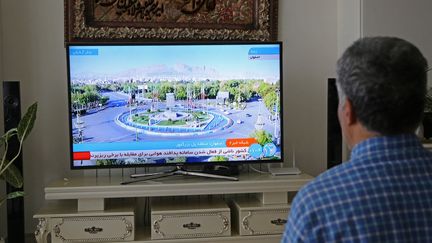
<box><xmin>341</xmin><ymin>98</ymin><xmax>357</xmax><ymax>125</ymax></box>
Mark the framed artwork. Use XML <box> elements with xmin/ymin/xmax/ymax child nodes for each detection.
<box><xmin>64</xmin><ymin>0</ymin><xmax>278</xmax><ymax>42</ymax></box>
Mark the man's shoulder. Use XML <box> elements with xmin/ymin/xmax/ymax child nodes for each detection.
<box><xmin>283</xmin><ymin>163</ymin><xmax>358</xmax><ymax>242</ymax></box>
<box><xmin>299</xmin><ymin>163</ymin><xmax>352</xmax><ymax>196</ymax></box>
<box><xmin>292</xmin><ymin>162</ymin><xmax>359</xmax><ymax>211</ymax></box>
<box><xmin>293</xmin><ymin>144</ymin><xmax>432</xmax><ymax>211</ymax></box>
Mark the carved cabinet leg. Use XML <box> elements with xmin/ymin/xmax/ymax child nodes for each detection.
<box><xmin>34</xmin><ymin>218</ymin><xmax>50</xmax><ymax>243</ymax></box>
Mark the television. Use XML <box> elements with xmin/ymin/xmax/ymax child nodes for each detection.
<box><xmin>67</xmin><ymin>42</ymin><xmax>283</xmax><ymax>170</ymax></box>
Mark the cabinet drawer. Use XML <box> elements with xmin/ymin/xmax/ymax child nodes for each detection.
<box><xmin>151</xmin><ymin>198</ymin><xmax>231</xmax><ymax>240</ymax></box>
<box><xmin>51</xmin><ymin>216</ymin><xmax>134</xmax><ymax>242</ymax></box>
<box><xmin>231</xmin><ymin>198</ymin><xmax>289</xmax><ymax>236</ymax></box>
<box><xmin>240</xmin><ymin>209</ymin><xmax>289</xmax><ymax>235</ymax></box>
<box><xmin>152</xmin><ymin>211</ymin><xmax>230</xmax><ymax>239</ymax></box>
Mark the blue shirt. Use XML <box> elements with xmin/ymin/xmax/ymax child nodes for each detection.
<box><xmin>282</xmin><ymin>134</ymin><xmax>432</xmax><ymax>242</ymax></box>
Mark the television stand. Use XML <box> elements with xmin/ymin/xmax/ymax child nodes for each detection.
<box><xmin>34</xmin><ymin>172</ymin><xmax>314</xmax><ymax>243</ymax></box>
<box><xmin>122</xmin><ymin>166</ymin><xmax>238</xmax><ymax>184</ymax></box>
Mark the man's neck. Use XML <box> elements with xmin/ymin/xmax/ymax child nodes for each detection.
<box><xmin>347</xmin><ymin>124</ymin><xmax>380</xmax><ymax>149</ymax></box>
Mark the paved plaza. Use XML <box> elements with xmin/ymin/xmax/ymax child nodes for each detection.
<box><xmin>72</xmin><ymin>92</ymin><xmax>280</xmax><ymax>144</ymax></box>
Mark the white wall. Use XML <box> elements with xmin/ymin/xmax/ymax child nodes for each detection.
<box><xmin>362</xmin><ymin>0</ymin><xmax>432</xmax><ymax>84</ymax></box>
<box><xmin>0</xmin><ymin>0</ymin><xmax>340</xmax><ymax>234</ymax></box>
<box><xmin>337</xmin><ymin>0</ymin><xmax>363</xmax><ymax>161</ymax></box>
<box><xmin>279</xmin><ymin>0</ymin><xmax>338</xmax><ymax>175</ymax></box>
<box><xmin>0</xmin><ymin>0</ymin><xmax>79</xmax><ymax>234</ymax></box>
<box><xmin>337</xmin><ymin>0</ymin><xmax>362</xmax><ymax>57</ymax></box>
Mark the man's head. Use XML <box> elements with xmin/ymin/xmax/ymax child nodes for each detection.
<box><xmin>336</xmin><ymin>37</ymin><xmax>428</xmax><ymax>147</ymax></box>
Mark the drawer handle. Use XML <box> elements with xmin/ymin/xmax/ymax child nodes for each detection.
<box><xmin>270</xmin><ymin>218</ymin><xmax>287</xmax><ymax>226</ymax></box>
<box><xmin>183</xmin><ymin>222</ymin><xmax>201</xmax><ymax>230</ymax></box>
<box><xmin>84</xmin><ymin>226</ymin><xmax>104</xmax><ymax>234</ymax></box>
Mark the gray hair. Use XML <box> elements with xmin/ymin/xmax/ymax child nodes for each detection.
<box><xmin>336</xmin><ymin>37</ymin><xmax>428</xmax><ymax>135</ymax></box>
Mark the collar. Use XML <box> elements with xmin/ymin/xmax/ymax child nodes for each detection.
<box><xmin>350</xmin><ymin>133</ymin><xmax>423</xmax><ymax>160</ymax></box>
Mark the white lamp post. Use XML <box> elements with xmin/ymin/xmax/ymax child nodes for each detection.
<box><xmin>255</xmin><ymin>99</ymin><xmax>264</xmax><ymax>131</ymax></box>
<box><xmin>75</xmin><ymin>113</ymin><xmax>85</xmax><ymax>143</ymax></box>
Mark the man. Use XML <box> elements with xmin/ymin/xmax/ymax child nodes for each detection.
<box><xmin>282</xmin><ymin>37</ymin><xmax>432</xmax><ymax>242</ymax></box>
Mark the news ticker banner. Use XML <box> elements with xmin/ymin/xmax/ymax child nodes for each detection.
<box><xmin>73</xmin><ymin>138</ymin><xmax>280</xmax><ymax>160</ymax></box>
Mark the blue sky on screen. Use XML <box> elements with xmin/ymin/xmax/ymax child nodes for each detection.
<box><xmin>69</xmin><ymin>44</ymin><xmax>280</xmax><ymax>80</ymax></box>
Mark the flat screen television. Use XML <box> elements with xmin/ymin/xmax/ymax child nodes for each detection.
<box><xmin>67</xmin><ymin>42</ymin><xmax>283</xmax><ymax>169</ymax></box>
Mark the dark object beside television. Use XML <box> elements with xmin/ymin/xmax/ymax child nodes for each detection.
<box><xmin>3</xmin><ymin>81</ymin><xmax>25</xmax><ymax>243</ymax></box>
<box><xmin>327</xmin><ymin>78</ymin><xmax>342</xmax><ymax>169</ymax></box>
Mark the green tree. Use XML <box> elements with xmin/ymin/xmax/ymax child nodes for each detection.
<box><xmin>166</xmin><ymin>157</ymin><xmax>187</xmax><ymax>163</ymax></box>
<box><xmin>210</xmin><ymin>156</ymin><xmax>228</xmax><ymax>162</ymax></box>
<box><xmin>239</xmin><ymin>82</ymin><xmax>254</xmax><ymax>101</ymax></box>
<box><xmin>193</xmin><ymin>82</ymin><xmax>202</xmax><ymax>99</ymax></box>
<box><xmin>100</xmin><ymin>96</ymin><xmax>109</xmax><ymax>105</ymax></box>
<box><xmin>71</xmin><ymin>88</ymin><xmax>100</xmax><ymax>105</ymax></box>
<box><xmin>251</xmin><ymin>130</ymin><xmax>273</xmax><ymax>146</ymax></box>
<box><xmin>159</xmin><ymin>82</ymin><xmax>174</xmax><ymax>100</ymax></box>
<box><xmin>257</xmin><ymin>82</ymin><xmax>274</xmax><ymax>98</ymax></box>
<box><xmin>96</xmin><ymin>159</ymin><xmax>113</xmax><ymax>166</ymax></box>
<box><xmin>221</xmin><ymin>80</ymin><xmax>243</xmax><ymax>102</ymax></box>
<box><xmin>108</xmin><ymin>83</ymin><xmax>121</xmax><ymax>91</ymax></box>
<box><xmin>175</xmin><ymin>84</ymin><xmax>187</xmax><ymax>100</ymax></box>
<box><xmin>71</xmin><ymin>84</ymin><xmax>110</xmax><ymax>108</ymax></box>
<box><xmin>121</xmin><ymin>83</ymin><xmax>138</xmax><ymax>93</ymax></box>
<box><xmin>206</xmin><ymin>81</ymin><xmax>220</xmax><ymax>98</ymax></box>
<box><xmin>264</xmin><ymin>92</ymin><xmax>278</xmax><ymax>114</ymax></box>
<box><xmin>83</xmin><ymin>84</ymin><xmax>97</xmax><ymax>93</ymax></box>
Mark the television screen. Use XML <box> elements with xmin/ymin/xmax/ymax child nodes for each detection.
<box><xmin>67</xmin><ymin>42</ymin><xmax>283</xmax><ymax>169</ymax></box>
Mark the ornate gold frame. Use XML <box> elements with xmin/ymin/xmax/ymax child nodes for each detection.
<box><xmin>64</xmin><ymin>0</ymin><xmax>278</xmax><ymax>43</ymax></box>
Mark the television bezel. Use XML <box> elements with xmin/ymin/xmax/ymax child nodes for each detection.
<box><xmin>66</xmin><ymin>41</ymin><xmax>284</xmax><ymax>170</ymax></box>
